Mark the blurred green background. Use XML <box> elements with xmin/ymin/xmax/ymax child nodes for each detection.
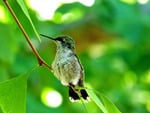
<box><xmin>0</xmin><ymin>0</ymin><xmax>150</xmax><ymax>113</ymax></box>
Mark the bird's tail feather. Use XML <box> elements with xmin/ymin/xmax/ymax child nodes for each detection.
<box><xmin>80</xmin><ymin>89</ymin><xmax>89</xmax><ymax>100</ymax></box>
<box><xmin>69</xmin><ymin>86</ymin><xmax>80</xmax><ymax>101</ymax></box>
<box><xmin>69</xmin><ymin>86</ymin><xmax>89</xmax><ymax>102</ymax></box>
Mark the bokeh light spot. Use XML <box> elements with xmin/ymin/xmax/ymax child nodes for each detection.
<box><xmin>132</xmin><ymin>90</ymin><xmax>150</xmax><ymax>104</ymax></box>
<box><xmin>79</xmin><ymin>0</ymin><xmax>95</xmax><ymax>7</ymax></box>
<box><xmin>27</xmin><ymin>0</ymin><xmax>60</xmax><ymax>20</ymax></box>
<box><xmin>124</xmin><ymin>71</ymin><xmax>137</xmax><ymax>89</ymax></box>
<box><xmin>111</xmin><ymin>58</ymin><xmax>127</xmax><ymax>73</ymax></box>
<box><xmin>26</xmin><ymin>0</ymin><xmax>95</xmax><ymax>20</ymax></box>
<box><xmin>41</xmin><ymin>88</ymin><xmax>62</xmax><ymax>108</ymax></box>
<box><xmin>0</xmin><ymin>6</ymin><xmax>8</xmax><ymax>23</ymax></box>
<box><xmin>88</xmin><ymin>44</ymin><xmax>106</xmax><ymax>58</ymax></box>
<box><xmin>141</xmin><ymin>70</ymin><xmax>150</xmax><ymax>84</ymax></box>
<box><xmin>146</xmin><ymin>100</ymin><xmax>150</xmax><ymax>112</ymax></box>
<box><xmin>61</xmin><ymin>8</ymin><xmax>83</xmax><ymax>23</ymax></box>
<box><xmin>120</xmin><ymin>0</ymin><xmax>136</xmax><ymax>4</ymax></box>
<box><xmin>138</xmin><ymin>0</ymin><xmax>149</xmax><ymax>4</ymax></box>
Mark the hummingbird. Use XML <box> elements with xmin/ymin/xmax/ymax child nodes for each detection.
<box><xmin>40</xmin><ymin>34</ymin><xmax>89</xmax><ymax>101</ymax></box>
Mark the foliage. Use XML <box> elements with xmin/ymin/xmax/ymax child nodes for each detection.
<box><xmin>16</xmin><ymin>0</ymin><xmax>40</xmax><ymax>41</ymax></box>
<box><xmin>0</xmin><ymin>0</ymin><xmax>150</xmax><ymax>113</ymax></box>
<box><xmin>87</xmin><ymin>89</ymin><xmax>121</xmax><ymax>113</ymax></box>
<box><xmin>0</xmin><ymin>74</ymin><xmax>27</xmax><ymax>113</ymax></box>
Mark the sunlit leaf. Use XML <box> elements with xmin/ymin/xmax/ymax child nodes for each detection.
<box><xmin>101</xmin><ymin>94</ymin><xmax>121</xmax><ymax>113</ymax></box>
<box><xmin>87</xmin><ymin>89</ymin><xmax>121</xmax><ymax>113</ymax></box>
<box><xmin>87</xmin><ymin>89</ymin><xmax>107</xmax><ymax>113</ymax></box>
<box><xmin>16</xmin><ymin>0</ymin><xmax>40</xmax><ymax>41</ymax></box>
<box><xmin>0</xmin><ymin>74</ymin><xmax>27</xmax><ymax>113</ymax></box>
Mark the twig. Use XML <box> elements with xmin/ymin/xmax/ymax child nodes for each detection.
<box><xmin>3</xmin><ymin>0</ymin><xmax>53</xmax><ymax>71</ymax></box>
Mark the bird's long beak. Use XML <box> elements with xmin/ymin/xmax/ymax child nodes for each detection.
<box><xmin>40</xmin><ymin>34</ymin><xmax>55</xmax><ymax>40</ymax></box>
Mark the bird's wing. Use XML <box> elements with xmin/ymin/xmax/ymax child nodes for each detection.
<box><xmin>72</xmin><ymin>54</ymin><xmax>84</xmax><ymax>86</ymax></box>
<box><xmin>60</xmin><ymin>53</ymin><xmax>84</xmax><ymax>86</ymax></box>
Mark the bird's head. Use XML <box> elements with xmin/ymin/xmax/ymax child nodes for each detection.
<box><xmin>40</xmin><ymin>34</ymin><xmax>75</xmax><ymax>51</ymax></box>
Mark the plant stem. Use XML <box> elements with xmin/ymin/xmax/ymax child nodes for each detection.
<box><xmin>3</xmin><ymin>0</ymin><xmax>53</xmax><ymax>71</ymax></box>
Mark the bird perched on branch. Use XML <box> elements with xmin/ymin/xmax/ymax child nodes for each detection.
<box><xmin>40</xmin><ymin>34</ymin><xmax>89</xmax><ymax>102</ymax></box>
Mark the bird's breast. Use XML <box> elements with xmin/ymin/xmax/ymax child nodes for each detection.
<box><xmin>52</xmin><ymin>49</ymin><xmax>83</xmax><ymax>86</ymax></box>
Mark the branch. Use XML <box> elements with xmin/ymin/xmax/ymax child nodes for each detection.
<box><xmin>3</xmin><ymin>0</ymin><xmax>53</xmax><ymax>71</ymax></box>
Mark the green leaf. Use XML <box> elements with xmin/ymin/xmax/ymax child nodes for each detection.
<box><xmin>87</xmin><ymin>89</ymin><xmax>121</xmax><ymax>113</ymax></box>
<box><xmin>87</xmin><ymin>89</ymin><xmax>107</xmax><ymax>113</ymax></box>
<box><xmin>16</xmin><ymin>0</ymin><xmax>41</xmax><ymax>41</ymax></box>
<box><xmin>0</xmin><ymin>74</ymin><xmax>27</xmax><ymax>113</ymax></box>
<box><xmin>101</xmin><ymin>94</ymin><xmax>121</xmax><ymax>113</ymax></box>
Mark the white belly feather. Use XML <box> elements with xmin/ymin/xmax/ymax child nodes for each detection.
<box><xmin>52</xmin><ymin>50</ymin><xmax>83</xmax><ymax>86</ymax></box>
